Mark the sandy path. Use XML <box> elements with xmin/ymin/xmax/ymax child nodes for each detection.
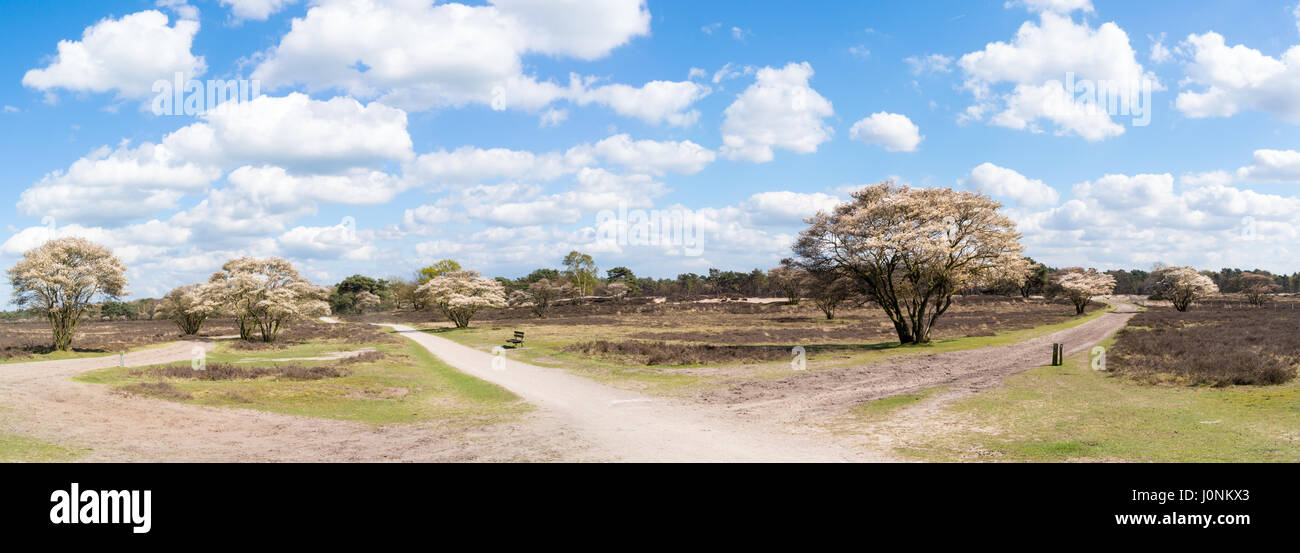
<box><xmin>0</xmin><ymin>339</ymin><xmax>575</xmax><ymax>462</ymax></box>
<box><xmin>379</xmin><ymin>324</ymin><xmax>874</xmax><ymax>462</ymax></box>
<box><xmin>0</xmin><ymin>307</ymin><xmax>1132</xmax><ymax>463</ymax></box>
<box><xmin>702</xmin><ymin>303</ymin><xmax>1139</xmax><ymax>424</ymax></box>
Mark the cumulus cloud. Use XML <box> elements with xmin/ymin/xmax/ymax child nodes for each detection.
<box><xmin>957</xmin><ymin>11</ymin><xmax>1159</xmax><ymax>140</ymax></box>
<box><xmin>1015</xmin><ymin>172</ymin><xmax>1300</xmax><ymax>271</ymax></box>
<box><xmin>849</xmin><ymin>112</ymin><xmax>923</xmax><ymax>152</ymax></box>
<box><xmin>962</xmin><ymin>162</ymin><xmax>1060</xmax><ymax>207</ymax></box>
<box><xmin>278</xmin><ymin>223</ymin><xmax>376</xmax><ymax>261</ymax></box>
<box><xmin>579</xmin><ymin>134</ymin><xmax>715</xmax><ymax>175</ymax></box>
<box><xmin>1174</xmin><ymin>32</ymin><xmax>1300</xmax><ymax>122</ymax></box>
<box><xmin>219</xmin><ymin>0</ymin><xmax>298</xmax><ymax>20</ymax></box>
<box><xmin>18</xmin><ymin>142</ymin><xmax>221</xmax><ymax>226</ymax></box>
<box><xmin>1235</xmin><ymin>149</ymin><xmax>1300</xmax><ymax>182</ymax></box>
<box><xmin>163</xmin><ymin>93</ymin><xmax>414</xmax><ymax>171</ymax></box>
<box><xmin>741</xmin><ymin>191</ymin><xmax>842</xmax><ymax>225</ymax></box>
<box><xmin>720</xmin><ymin>62</ymin><xmax>835</xmax><ymax>163</ymax></box>
<box><xmin>248</xmin><ymin>0</ymin><xmax>690</xmax><ymax>121</ymax></box>
<box><xmin>22</xmin><ymin>10</ymin><xmax>205</xmax><ymax>100</ymax></box>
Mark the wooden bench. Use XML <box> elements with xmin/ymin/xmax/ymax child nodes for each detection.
<box><xmin>506</xmin><ymin>330</ymin><xmax>525</xmax><ymax>348</ymax></box>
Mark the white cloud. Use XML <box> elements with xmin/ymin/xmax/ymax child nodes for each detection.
<box><xmin>571</xmin><ymin>78</ymin><xmax>709</xmax><ymax>127</ymax></box>
<box><xmin>490</xmin><ymin>0</ymin><xmax>650</xmax><ymax>60</ymax></box>
<box><xmin>849</xmin><ymin>112</ymin><xmax>924</xmax><ymax>152</ymax></box>
<box><xmin>22</xmin><ymin>10</ymin><xmax>205</xmax><ymax>100</ymax></box>
<box><xmin>581</xmin><ymin>134</ymin><xmax>715</xmax><ymax>175</ymax></box>
<box><xmin>539</xmin><ymin>108</ymin><xmax>568</xmax><ymax>127</ymax></box>
<box><xmin>219</xmin><ymin>0</ymin><xmax>297</xmax><ymax>20</ymax></box>
<box><xmin>1006</xmin><ymin>0</ymin><xmax>1094</xmax><ymax>13</ymax></box>
<box><xmin>279</xmin><ymin>224</ymin><xmax>375</xmax><ymax>261</ymax></box>
<box><xmin>720</xmin><ymin>62</ymin><xmax>835</xmax><ymax>163</ymax></box>
<box><xmin>957</xmin><ymin>11</ymin><xmax>1159</xmax><ymax>140</ymax></box>
<box><xmin>565</xmin><ymin>168</ymin><xmax>667</xmax><ymax>210</ymax></box>
<box><xmin>962</xmin><ymin>162</ymin><xmax>1060</xmax><ymax>207</ymax></box>
<box><xmin>741</xmin><ymin>191</ymin><xmax>841</xmax><ymax>225</ymax></box>
<box><xmin>163</xmin><ymin>93</ymin><xmax>414</xmax><ymax>171</ymax></box>
<box><xmin>250</xmin><ymin>0</ymin><xmax>673</xmax><ymax>118</ymax></box>
<box><xmin>1236</xmin><ymin>149</ymin><xmax>1300</xmax><ymax>182</ymax></box>
<box><xmin>1149</xmin><ymin>33</ymin><xmax>1172</xmax><ymax>63</ymax></box>
<box><xmin>904</xmin><ymin>54</ymin><xmax>952</xmax><ymax>75</ymax></box>
<box><xmin>849</xmin><ymin>45</ymin><xmax>871</xmax><ymax>60</ymax></box>
<box><xmin>1174</xmin><ymin>32</ymin><xmax>1300</xmax><ymax>122</ymax></box>
<box><xmin>1014</xmin><ymin>172</ymin><xmax>1300</xmax><ymax>272</ymax></box>
<box><xmin>18</xmin><ymin>142</ymin><xmax>221</xmax><ymax>225</ymax></box>
<box><xmin>404</xmin><ymin>145</ymin><xmax>587</xmax><ymax>189</ymax></box>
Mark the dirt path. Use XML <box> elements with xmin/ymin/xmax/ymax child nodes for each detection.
<box><xmin>378</xmin><ymin>324</ymin><xmax>875</xmax><ymax>462</ymax></box>
<box><xmin>0</xmin><ymin>307</ymin><xmax>1133</xmax><ymax>462</ymax></box>
<box><xmin>0</xmin><ymin>340</ymin><xmax>575</xmax><ymax>462</ymax></box>
<box><xmin>701</xmin><ymin>304</ymin><xmax>1139</xmax><ymax>425</ymax></box>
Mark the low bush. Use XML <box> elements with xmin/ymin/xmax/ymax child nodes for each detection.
<box><xmin>132</xmin><ymin>362</ymin><xmax>349</xmax><ymax>381</ymax></box>
<box><xmin>563</xmin><ymin>340</ymin><xmax>790</xmax><ymax>366</ymax></box>
<box><xmin>1110</xmin><ymin>305</ymin><xmax>1299</xmax><ymax>386</ymax></box>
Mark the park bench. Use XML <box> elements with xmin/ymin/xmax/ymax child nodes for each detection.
<box><xmin>506</xmin><ymin>330</ymin><xmax>525</xmax><ymax>348</ymax></box>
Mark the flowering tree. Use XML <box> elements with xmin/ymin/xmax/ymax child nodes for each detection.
<box><xmin>767</xmin><ymin>265</ymin><xmax>808</xmax><ymax>304</ymax></box>
<box><xmin>606</xmin><ymin>281</ymin><xmax>630</xmax><ymax>301</ymax></box>
<box><xmin>1055</xmin><ymin>268</ymin><xmax>1118</xmax><ymax>314</ymax></box>
<box><xmin>158</xmin><ymin>284</ymin><xmax>219</xmax><ymax>335</ymax></box>
<box><xmin>354</xmin><ymin>290</ymin><xmax>382</xmax><ymax>313</ymax></box>
<box><xmin>7</xmin><ymin>237</ymin><xmax>127</xmax><ymax>351</ymax></box>
<box><xmin>1149</xmin><ymin>265</ymin><xmax>1219</xmax><ymax>312</ymax></box>
<box><xmin>207</xmin><ymin>257</ymin><xmax>330</xmax><ymax>342</ymax></box>
<box><xmin>791</xmin><ymin>182</ymin><xmax>1025</xmax><ymax>344</ymax></box>
<box><xmin>417</xmin><ymin>270</ymin><xmax>507</xmax><ymax>327</ymax></box>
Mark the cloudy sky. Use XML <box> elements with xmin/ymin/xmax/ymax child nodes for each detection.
<box><xmin>3</xmin><ymin>0</ymin><xmax>1300</xmax><ymax>301</ymax></box>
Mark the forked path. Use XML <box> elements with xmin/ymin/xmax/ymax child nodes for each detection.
<box><xmin>378</xmin><ymin>324</ymin><xmax>873</xmax><ymax>462</ymax></box>
<box><xmin>0</xmin><ymin>341</ymin><xmax>574</xmax><ymax>462</ymax></box>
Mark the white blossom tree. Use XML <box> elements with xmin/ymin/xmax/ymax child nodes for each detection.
<box><xmin>1149</xmin><ymin>265</ymin><xmax>1219</xmax><ymax>312</ymax></box>
<box><xmin>1055</xmin><ymin>268</ymin><xmax>1118</xmax><ymax>315</ymax></box>
<box><xmin>606</xmin><ymin>281</ymin><xmax>630</xmax><ymax>301</ymax></box>
<box><xmin>417</xmin><ymin>270</ymin><xmax>507</xmax><ymax>328</ymax></box>
<box><xmin>354</xmin><ymin>290</ymin><xmax>382</xmax><ymax>313</ymax></box>
<box><xmin>791</xmin><ymin>182</ymin><xmax>1025</xmax><ymax>344</ymax></box>
<box><xmin>207</xmin><ymin>257</ymin><xmax>330</xmax><ymax>342</ymax></box>
<box><xmin>7</xmin><ymin>237</ymin><xmax>127</xmax><ymax>351</ymax></box>
<box><xmin>158</xmin><ymin>283</ymin><xmax>219</xmax><ymax>335</ymax></box>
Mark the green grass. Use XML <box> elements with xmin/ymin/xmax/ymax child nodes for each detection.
<box><xmin>884</xmin><ymin>339</ymin><xmax>1300</xmax><ymax>462</ymax></box>
<box><xmin>76</xmin><ymin>329</ymin><xmax>528</xmax><ymax>426</ymax></box>
<box><xmin>425</xmin><ymin>304</ymin><xmax>1116</xmax><ymax>395</ymax></box>
<box><xmin>0</xmin><ymin>430</ymin><xmax>85</xmax><ymax>462</ymax></box>
<box><xmin>850</xmin><ymin>386</ymin><xmax>947</xmax><ymax>419</ymax></box>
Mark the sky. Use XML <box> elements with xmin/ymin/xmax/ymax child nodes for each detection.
<box><xmin>3</xmin><ymin>0</ymin><xmax>1300</xmax><ymax>301</ymax></box>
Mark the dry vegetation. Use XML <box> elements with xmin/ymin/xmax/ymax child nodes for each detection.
<box><xmin>1111</xmin><ymin>303</ymin><xmax>1300</xmax><ymax>386</ymax></box>
<box><xmin>386</xmin><ymin>295</ymin><xmax>1096</xmax><ymax>372</ymax></box>
<box><xmin>0</xmin><ymin>318</ymin><xmax>240</xmax><ymax>361</ymax></box>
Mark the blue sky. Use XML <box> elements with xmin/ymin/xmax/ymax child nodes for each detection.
<box><xmin>3</xmin><ymin>0</ymin><xmax>1300</xmax><ymax>301</ymax></box>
